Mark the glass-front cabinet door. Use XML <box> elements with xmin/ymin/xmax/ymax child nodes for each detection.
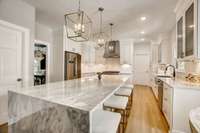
<box><xmin>176</xmin><ymin>0</ymin><xmax>198</xmax><ymax>59</ymax></box>
<box><xmin>185</xmin><ymin>3</ymin><xmax>194</xmax><ymax>57</ymax></box>
<box><xmin>177</xmin><ymin>17</ymin><xmax>184</xmax><ymax>58</ymax></box>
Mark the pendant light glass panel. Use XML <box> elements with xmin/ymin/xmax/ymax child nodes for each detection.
<box><xmin>94</xmin><ymin>7</ymin><xmax>108</xmax><ymax>47</ymax></box>
<box><xmin>94</xmin><ymin>32</ymin><xmax>108</xmax><ymax>47</ymax></box>
<box><xmin>64</xmin><ymin>0</ymin><xmax>92</xmax><ymax>42</ymax></box>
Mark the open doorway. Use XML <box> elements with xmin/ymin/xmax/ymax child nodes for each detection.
<box><xmin>34</xmin><ymin>40</ymin><xmax>49</xmax><ymax>85</ymax></box>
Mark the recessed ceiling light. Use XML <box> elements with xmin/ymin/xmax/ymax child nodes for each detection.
<box><xmin>140</xmin><ymin>16</ymin><xmax>146</xmax><ymax>21</ymax></box>
<box><xmin>140</xmin><ymin>31</ymin><xmax>145</xmax><ymax>34</ymax></box>
<box><xmin>141</xmin><ymin>38</ymin><xmax>145</xmax><ymax>41</ymax></box>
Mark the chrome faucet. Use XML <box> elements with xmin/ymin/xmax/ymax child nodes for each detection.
<box><xmin>165</xmin><ymin>65</ymin><xmax>176</xmax><ymax>78</ymax></box>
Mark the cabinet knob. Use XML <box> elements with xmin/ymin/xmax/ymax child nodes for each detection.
<box><xmin>17</xmin><ymin>78</ymin><xmax>22</xmax><ymax>82</ymax></box>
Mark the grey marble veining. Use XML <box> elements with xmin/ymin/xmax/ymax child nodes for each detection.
<box><xmin>8</xmin><ymin>75</ymin><xmax>130</xmax><ymax>133</ymax></box>
<box><xmin>8</xmin><ymin>91</ymin><xmax>90</xmax><ymax>133</ymax></box>
<box><xmin>9</xmin><ymin>75</ymin><xmax>129</xmax><ymax>111</ymax></box>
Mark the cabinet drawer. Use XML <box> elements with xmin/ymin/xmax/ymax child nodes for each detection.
<box><xmin>162</xmin><ymin>83</ymin><xmax>173</xmax><ymax>127</ymax></box>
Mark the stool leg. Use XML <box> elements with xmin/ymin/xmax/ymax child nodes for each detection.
<box><xmin>123</xmin><ymin>110</ymin><xmax>126</xmax><ymax>133</ymax></box>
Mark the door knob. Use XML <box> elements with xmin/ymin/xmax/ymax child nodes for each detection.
<box><xmin>17</xmin><ymin>78</ymin><xmax>22</xmax><ymax>82</ymax></box>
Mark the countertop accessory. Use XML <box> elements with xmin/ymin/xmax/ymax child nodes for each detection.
<box><xmin>185</xmin><ymin>73</ymin><xmax>200</xmax><ymax>83</ymax></box>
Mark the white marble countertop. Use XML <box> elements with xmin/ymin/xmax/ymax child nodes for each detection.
<box><xmin>9</xmin><ymin>75</ymin><xmax>130</xmax><ymax>112</ymax></box>
<box><xmin>158</xmin><ymin>77</ymin><xmax>200</xmax><ymax>90</ymax></box>
<box><xmin>189</xmin><ymin>107</ymin><xmax>200</xmax><ymax>132</ymax></box>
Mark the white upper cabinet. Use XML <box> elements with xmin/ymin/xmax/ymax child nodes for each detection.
<box><xmin>63</xmin><ymin>26</ymin><xmax>82</xmax><ymax>54</ymax></box>
<box><xmin>151</xmin><ymin>44</ymin><xmax>160</xmax><ymax>64</ymax></box>
<box><xmin>81</xmin><ymin>41</ymin><xmax>95</xmax><ymax>64</ymax></box>
<box><xmin>120</xmin><ymin>39</ymin><xmax>134</xmax><ymax>65</ymax></box>
<box><xmin>65</xmin><ymin>39</ymin><xmax>82</xmax><ymax>54</ymax></box>
<box><xmin>175</xmin><ymin>0</ymin><xmax>199</xmax><ymax>59</ymax></box>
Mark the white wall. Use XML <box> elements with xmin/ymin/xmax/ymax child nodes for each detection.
<box><xmin>170</xmin><ymin>26</ymin><xmax>177</xmax><ymax>66</ymax></box>
<box><xmin>0</xmin><ymin>0</ymin><xmax>35</xmax><ymax>86</ymax></box>
<box><xmin>35</xmin><ymin>22</ymin><xmax>53</xmax><ymax>43</ymax></box>
<box><xmin>159</xmin><ymin>27</ymin><xmax>176</xmax><ymax>65</ymax></box>
<box><xmin>0</xmin><ymin>0</ymin><xmax>65</xmax><ymax>83</ymax></box>
<box><xmin>160</xmin><ymin>37</ymin><xmax>172</xmax><ymax>64</ymax></box>
<box><xmin>51</xmin><ymin>28</ymin><xmax>64</xmax><ymax>82</ymax></box>
<box><xmin>35</xmin><ymin>22</ymin><xmax>56</xmax><ymax>82</ymax></box>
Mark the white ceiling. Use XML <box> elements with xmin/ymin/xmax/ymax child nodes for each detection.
<box><xmin>23</xmin><ymin>0</ymin><xmax>178</xmax><ymax>41</ymax></box>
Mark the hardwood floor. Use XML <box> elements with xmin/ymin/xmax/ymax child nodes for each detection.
<box><xmin>0</xmin><ymin>123</ymin><xmax>8</xmax><ymax>133</ymax></box>
<box><xmin>126</xmin><ymin>85</ymin><xmax>169</xmax><ymax>133</ymax></box>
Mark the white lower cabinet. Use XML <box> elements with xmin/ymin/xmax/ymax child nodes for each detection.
<box><xmin>161</xmin><ymin>80</ymin><xmax>200</xmax><ymax>133</ymax></box>
<box><xmin>152</xmin><ymin>85</ymin><xmax>158</xmax><ymax>100</ymax></box>
<box><xmin>162</xmin><ymin>83</ymin><xmax>172</xmax><ymax>127</ymax></box>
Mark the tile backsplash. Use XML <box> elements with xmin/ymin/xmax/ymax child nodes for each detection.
<box><xmin>177</xmin><ymin>60</ymin><xmax>200</xmax><ymax>74</ymax></box>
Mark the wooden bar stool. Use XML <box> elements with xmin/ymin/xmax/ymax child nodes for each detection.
<box><xmin>103</xmin><ymin>95</ymin><xmax>128</xmax><ymax>133</ymax></box>
<box><xmin>122</xmin><ymin>84</ymin><xmax>134</xmax><ymax>89</ymax></box>
<box><xmin>92</xmin><ymin>110</ymin><xmax>121</xmax><ymax>133</ymax></box>
<box><xmin>121</xmin><ymin>84</ymin><xmax>134</xmax><ymax>104</ymax></box>
<box><xmin>114</xmin><ymin>87</ymin><xmax>133</xmax><ymax>116</ymax></box>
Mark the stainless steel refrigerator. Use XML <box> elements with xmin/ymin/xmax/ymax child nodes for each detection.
<box><xmin>64</xmin><ymin>51</ymin><xmax>81</xmax><ymax>80</ymax></box>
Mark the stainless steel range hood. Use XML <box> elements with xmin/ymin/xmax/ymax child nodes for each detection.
<box><xmin>103</xmin><ymin>40</ymin><xmax>120</xmax><ymax>58</ymax></box>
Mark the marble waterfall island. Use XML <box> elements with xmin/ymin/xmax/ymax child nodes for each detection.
<box><xmin>8</xmin><ymin>75</ymin><xmax>130</xmax><ymax>133</ymax></box>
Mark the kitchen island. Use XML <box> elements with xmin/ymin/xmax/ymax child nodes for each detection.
<box><xmin>8</xmin><ymin>75</ymin><xmax>130</xmax><ymax>133</ymax></box>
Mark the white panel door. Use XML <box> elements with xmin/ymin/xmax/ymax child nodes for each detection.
<box><xmin>0</xmin><ymin>25</ymin><xmax>22</xmax><ymax>124</ymax></box>
<box><xmin>134</xmin><ymin>53</ymin><xmax>150</xmax><ymax>85</ymax></box>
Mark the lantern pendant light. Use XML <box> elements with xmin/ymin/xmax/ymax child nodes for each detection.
<box><xmin>108</xmin><ymin>23</ymin><xmax>115</xmax><ymax>52</ymax></box>
<box><xmin>95</xmin><ymin>7</ymin><xmax>108</xmax><ymax>48</ymax></box>
<box><xmin>64</xmin><ymin>0</ymin><xmax>92</xmax><ymax>42</ymax></box>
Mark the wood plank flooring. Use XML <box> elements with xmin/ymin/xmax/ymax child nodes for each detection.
<box><xmin>126</xmin><ymin>85</ymin><xmax>169</xmax><ymax>133</ymax></box>
<box><xmin>0</xmin><ymin>123</ymin><xmax>8</xmax><ymax>133</ymax></box>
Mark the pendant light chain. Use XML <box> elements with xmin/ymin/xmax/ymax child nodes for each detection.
<box><xmin>99</xmin><ymin>8</ymin><xmax>104</xmax><ymax>34</ymax></box>
<box><xmin>64</xmin><ymin>0</ymin><xmax>92</xmax><ymax>42</ymax></box>
<box><xmin>100</xmin><ymin>10</ymin><xmax>102</xmax><ymax>33</ymax></box>
<box><xmin>78</xmin><ymin>0</ymin><xmax>81</xmax><ymax>11</ymax></box>
<box><xmin>110</xmin><ymin>23</ymin><xmax>114</xmax><ymax>41</ymax></box>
